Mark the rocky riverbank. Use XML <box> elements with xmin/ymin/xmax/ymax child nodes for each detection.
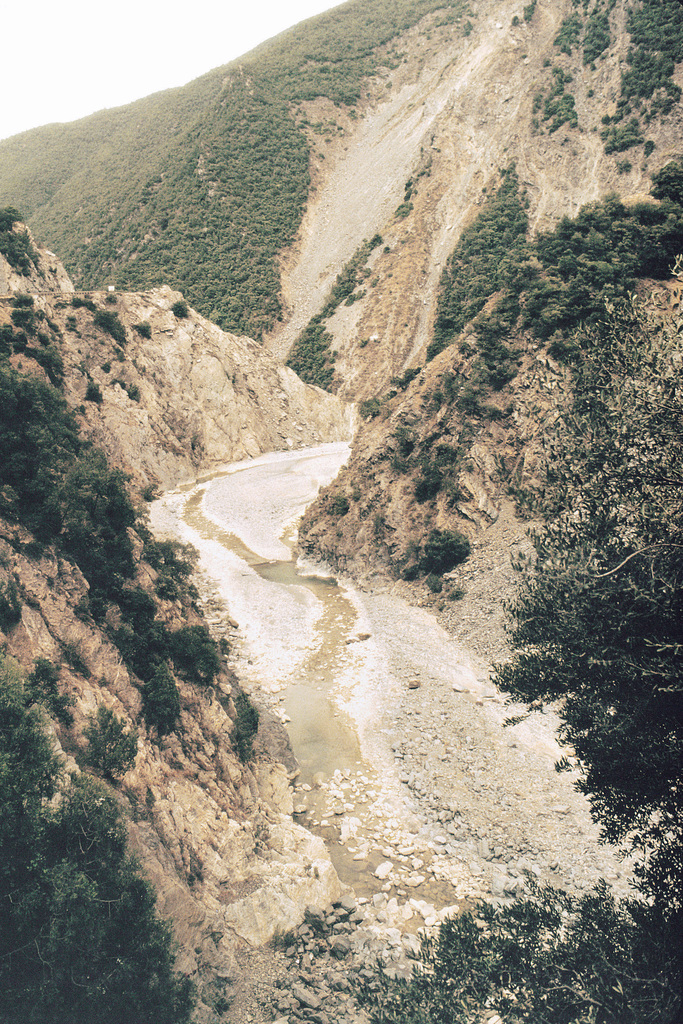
<box><xmin>179</xmin><ymin>475</ymin><xmax>632</xmax><ymax>1024</ymax></box>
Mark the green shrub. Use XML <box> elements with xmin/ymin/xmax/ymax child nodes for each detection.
<box><xmin>71</xmin><ymin>295</ymin><xmax>96</xmax><ymax>311</ymax></box>
<box><xmin>0</xmin><ymin>363</ymin><xmax>81</xmax><ymax>539</ymax></box>
<box><xmin>432</xmin><ymin>167</ymin><xmax>528</xmax><ymax>359</ymax></box>
<box><xmin>171</xmin><ymin>299</ymin><xmax>189</xmax><ymax>318</ymax></box>
<box><xmin>601</xmin><ymin>117</ymin><xmax>644</xmax><ymax>153</ymax></box>
<box><xmin>60</xmin><ymin>450</ymin><xmax>136</xmax><ymax>601</ymax></box>
<box><xmin>85</xmin><ymin>380</ymin><xmax>103</xmax><ymax>403</ymax></box>
<box><xmin>583</xmin><ymin>10</ymin><xmax>611</xmax><ymax>64</ymax></box>
<box><xmin>145</xmin><ymin>538</ymin><xmax>197</xmax><ymax>601</ymax></box>
<box><xmin>168</xmin><ymin>625</ymin><xmax>220</xmax><ymax>685</ymax></box>
<box><xmin>651</xmin><ymin>160</ymin><xmax>683</xmax><ymax>203</ymax></box>
<box><xmin>287</xmin><ymin>236</ymin><xmax>384</xmax><ymax>389</ymax></box>
<box><xmin>0</xmin><ymin>579</ymin><xmax>22</xmax><ymax>631</ymax></box>
<box><xmin>26</xmin><ymin>657</ymin><xmax>73</xmax><ymax>726</ymax></box>
<box><xmin>358</xmin><ymin>881</ymin><xmax>677</xmax><ymax>1024</ymax></box>
<box><xmin>232</xmin><ymin>689</ymin><xmax>260</xmax><ymax>763</ymax></box>
<box><xmin>0</xmin><ymin>659</ymin><xmax>194</xmax><ymax>1022</ymax></box>
<box><xmin>83</xmin><ymin>706</ymin><xmax>138</xmax><ymax>781</ymax></box>
<box><xmin>554</xmin><ymin>12</ymin><xmax>582</xmax><ymax>54</ymax></box>
<box><xmin>143</xmin><ymin>661</ymin><xmax>181</xmax><ymax>736</ymax></box>
<box><xmin>93</xmin><ymin>308</ymin><xmax>127</xmax><ymax>345</ymax></box>
<box><xmin>359</xmin><ymin>397</ymin><xmax>381</xmax><ymax>418</ymax></box>
<box><xmin>421</xmin><ymin>529</ymin><xmax>470</xmax><ymax>575</ymax></box>
<box><xmin>133</xmin><ymin>321</ymin><xmax>152</xmax><ymax>338</ymax></box>
<box><xmin>328</xmin><ymin>494</ymin><xmax>350</xmax><ymax>516</ymax></box>
<box><xmin>425</xmin><ymin>572</ymin><xmax>443</xmax><ymax>593</ymax></box>
<box><xmin>61</xmin><ymin>640</ymin><xmax>89</xmax><ymax>677</ymax></box>
<box><xmin>114</xmin><ymin>587</ymin><xmax>170</xmax><ymax>681</ymax></box>
<box><xmin>0</xmin><ymin>209</ymin><xmax>39</xmax><ymax>274</ymax></box>
<box><xmin>31</xmin><ymin>343</ymin><xmax>65</xmax><ymax>385</ymax></box>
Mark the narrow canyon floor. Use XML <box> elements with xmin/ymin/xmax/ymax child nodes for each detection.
<box><xmin>151</xmin><ymin>443</ymin><xmax>632</xmax><ymax>1023</ymax></box>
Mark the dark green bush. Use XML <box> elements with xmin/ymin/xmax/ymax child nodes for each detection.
<box><xmin>93</xmin><ymin>308</ymin><xmax>127</xmax><ymax>345</ymax></box>
<box><xmin>232</xmin><ymin>689</ymin><xmax>260</xmax><ymax>763</ymax></box>
<box><xmin>61</xmin><ymin>640</ymin><xmax>89</xmax><ymax>677</ymax></box>
<box><xmin>554</xmin><ymin>12</ymin><xmax>582</xmax><ymax>54</ymax></box>
<box><xmin>83</xmin><ymin>706</ymin><xmax>138</xmax><ymax>781</ymax></box>
<box><xmin>286</xmin><ymin>318</ymin><xmax>336</xmax><ymax>390</ymax></box>
<box><xmin>0</xmin><ymin>362</ymin><xmax>81</xmax><ymax>539</ymax></box>
<box><xmin>431</xmin><ymin>167</ymin><xmax>528</xmax><ymax>358</ymax></box>
<box><xmin>651</xmin><ymin>160</ymin><xmax>683</xmax><ymax>203</ymax></box>
<box><xmin>145</xmin><ymin>538</ymin><xmax>197</xmax><ymax>602</ymax></box>
<box><xmin>26</xmin><ymin>657</ymin><xmax>73</xmax><ymax>725</ymax></box>
<box><xmin>133</xmin><ymin>321</ymin><xmax>152</xmax><ymax>338</ymax></box>
<box><xmin>359</xmin><ymin>397</ymin><xmax>381</xmax><ymax>418</ymax></box>
<box><xmin>0</xmin><ymin>578</ymin><xmax>22</xmax><ymax>632</ymax></box>
<box><xmin>0</xmin><ymin>209</ymin><xmax>39</xmax><ymax>274</ymax></box>
<box><xmin>328</xmin><ymin>494</ymin><xmax>350</xmax><ymax>515</ymax></box>
<box><xmin>425</xmin><ymin>572</ymin><xmax>443</xmax><ymax>593</ymax></box>
<box><xmin>114</xmin><ymin>587</ymin><xmax>170</xmax><ymax>681</ymax></box>
<box><xmin>421</xmin><ymin>529</ymin><xmax>470</xmax><ymax>575</ymax></box>
<box><xmin>71</xmin><ymin>295</ymin><xmax>96</xmax><ymax>311</ymax></box>
<box><xmin>168</xmin><ymin>625</ymin><xmax>220</xmax><ymax>686</ymax></box>
<box><xmin>60</xmin><ymin>450</ymin><xmax>137</xmax><ymax>601</ymax></box>
<box><xmin>583</xmin><ymin>10</ymin><xmax>611</xmax><ymax>64</ymax></box>
<box><xmin>143</xmin><ymin>661</ymin><xmax>181</xmax><ymax>736</ymax></box>
<box><xmin>358</xmin><ymin>881</ymin><xmax>678</xmax><ymax>1024</ymax></box>
<box><xmin>171</xmin><ymin>300</ymin><xmax>189</xmax><ymax>318</ymax></box>
<box><xmin>31</xmin><ymin>343</ymin><xmax>65</xmax><ymax>385</ymax></box>
<box><xmin>85</xmin><ymin>380</ymin><xmax>103</xmax><ymax>403</ymax></box>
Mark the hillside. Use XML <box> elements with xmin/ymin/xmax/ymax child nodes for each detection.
<box><xmin>0</xmin><ymin>229</ymin><xmax>352</xmax><ymax>1021</ymax></box>
<box><xmin>1</xmin><ymin>0</ymin><xmax>681</xmax><ymax>371</ymax></box>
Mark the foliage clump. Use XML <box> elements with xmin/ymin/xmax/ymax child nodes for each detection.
<box><xmin>431</xmin><ymin>170</ymin><xmax>683</xmax><ymax>387</ymax></box>
<box><xmin>0</xmin><ymin>656</ymin><xmax>194</xmax><ymax>1023</ymax></box>
<box><xmin>93</xmin><ymin>308</ymin><xmax>127</xmax><ymax>346</ymax></box>
<box><xmin>142</xmin><ymin>661</ymin><xmax>182</xmax><ymax>737</ymax></box>
<box><xmin>359</xmin><ymin>881</ymin><xmax>678</xmax><ymax>1023</ymax></box>
<box><xmin>0</xmin><ymin>207</ymin><xmax>39</xmax><ymax>274</ymax></box>
<box><xmin>496</xmin><ymin>290</ymin><xmax>683</xmax><ymax>924</ymax></box>
<box><xmin>83</xmin><ymin>705</ymin><xmax>138</xmax><ymax>781</ymax></box>
<box><xmin>168</xmin><ymin>625</ymin><xmax>220</xmax><ymax>686</ymax></box>
<box><xmin>430</xmin><ymin>166</ymin><xmax>528</xmax><ymax>363</ymax></box>
<box><xmin>232</xmin><ymin>689</ymin><xmax>260</xmax><ymax>763</ymax></box>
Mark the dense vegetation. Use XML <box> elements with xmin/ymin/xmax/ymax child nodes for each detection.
<box><xmin>287</xmin><ymin>234</ymin><xmax>383</xmax><ymax>388</ymax></box>
<box><xmin>0</xmin><ymin>655</ymin><xmax>194</xmax><ymax>1023</ymax></box>
<box><xmin>432</xmin><ymin>162</ymin><xmax>683</xmax><ymax>382</ymax></box>
<box><xmin>0</xmin><ymin>207</ymin><xmax>40</xmax><ymax>275</ymax></box>
<box><xmin>357</xmin><ymin>257</ymin><xmax>683</xmax><ymax>1024</ymax></box>
<box><xmin>359</xmin><ymin>880</ymin><xmax>677</xmax><ymax>1022</ymax></box>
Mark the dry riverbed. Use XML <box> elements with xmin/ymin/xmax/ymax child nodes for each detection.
<box><xmin>152</xmin><ymin>447</ymin><xmax>631</xmax><ymax>1024</ymax></box>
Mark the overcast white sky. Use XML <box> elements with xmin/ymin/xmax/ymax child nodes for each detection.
<box><xmin>0</xmin><ymin>0</ymin><xmax>346</xmax><ymax>142</ymax></box>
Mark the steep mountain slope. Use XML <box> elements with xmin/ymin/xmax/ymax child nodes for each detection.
<box><xmin>0</xmin><ymin>230</ymin><xmax>350</xmax><ymax>1019</ymax></box>
<box><xmin>274</xmin><ymin>0</ymin><xmax>683</xmax><ymax>396</ymax></box>
<box><xmin>1</xmin><ymin>0</ymin><xmax>681</xmax><ymax>373</ymax></box>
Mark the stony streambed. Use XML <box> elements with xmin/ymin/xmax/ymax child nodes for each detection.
<box><xmin>151</xmin><ymin>445</ymin><xmax>631</xmax><ymax>1024</ymax></box>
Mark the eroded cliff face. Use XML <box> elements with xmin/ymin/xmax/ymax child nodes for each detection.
<box><xmin>265</xmin><ymin>0</ymin><xmax>682</xmax><ymax>397</ymax></box>
<box><xmin>0</xmin><ymin>242</ymin><xmax>349</xmax><ymax>1016</ymax></box>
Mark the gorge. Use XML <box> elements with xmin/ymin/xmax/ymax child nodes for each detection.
<box><xmin>0</xmin><ymin>0</ymin><xmax>681</xmax><ymax>1019</ymax></box>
